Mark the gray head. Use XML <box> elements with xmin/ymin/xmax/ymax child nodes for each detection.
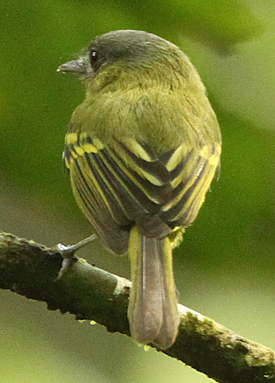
<box><xmin>58</xmin><ymin>30</ymin><xmax>186</xmax><ymax>78</ymax></box>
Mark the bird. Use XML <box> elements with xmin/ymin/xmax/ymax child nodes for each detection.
<box><xmin>58</xmin><ymin>29</ymin><xmax>221</xmax><ymax>350</ymax></box>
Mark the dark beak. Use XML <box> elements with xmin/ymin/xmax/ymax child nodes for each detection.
<box><xmin>57</xmin><ymin>59</ymin><xmax>86</xmax><ymax>75</ymax></box>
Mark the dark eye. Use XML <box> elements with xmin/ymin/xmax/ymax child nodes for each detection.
<box><xmin>90</xmin><ymin>50</ymin><xmax>99</xmax><ymax>67</ymax></box>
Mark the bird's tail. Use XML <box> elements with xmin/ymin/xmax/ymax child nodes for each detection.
<box><xmin>128</xmin><ymin>226</ymin><xmax>180</xmax><ymax>349</ymax></box>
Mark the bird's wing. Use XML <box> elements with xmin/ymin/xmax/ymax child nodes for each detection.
<box><xmin>64</xmin><ymin>131</ymin><xmax>220</xmax><ymax>253</ymax></box>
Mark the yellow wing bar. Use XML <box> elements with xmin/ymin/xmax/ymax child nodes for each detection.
<box><xmin>63</xmin><ymin>132</ymin><xmax>220</xmax><ymax>250</ymax></box>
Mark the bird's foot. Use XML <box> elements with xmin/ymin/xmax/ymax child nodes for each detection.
<box><xmin>56</xmin><ymin>234</ymin><xmax>97</xmax><ymax>280</ymax></box>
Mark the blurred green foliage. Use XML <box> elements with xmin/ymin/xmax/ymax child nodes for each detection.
<box><xmin>0</xmin><ymin>0</ymin><xmax>275</xmax><ymax>382</ymax></box>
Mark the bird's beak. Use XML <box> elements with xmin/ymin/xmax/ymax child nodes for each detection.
<box><xmin>57</xmin><ymin>58</ymin><xmax>86</xmax><ymax>75</ymax></box>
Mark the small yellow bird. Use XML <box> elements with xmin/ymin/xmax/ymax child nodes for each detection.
<box><xmin>58</xmin><ymin>30</ymin><xmax>221</xmax><ymax>349</ymax></box>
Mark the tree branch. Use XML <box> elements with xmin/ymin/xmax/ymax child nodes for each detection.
<box><xmin>0</xmin><ymin>230</ymin><xmax>274</xmax><ymax>383</ymax></box>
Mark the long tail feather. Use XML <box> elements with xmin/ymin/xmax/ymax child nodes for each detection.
<box><xmin>128</xmin><ymin>226</ymin><xmax>179</xmax><ymax>349</ymax></box>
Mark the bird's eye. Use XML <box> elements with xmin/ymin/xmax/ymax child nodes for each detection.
<box><xmin>90</xmin><ymin>50</ymin><xmax>99</xmax><ymax>67</ymax></box>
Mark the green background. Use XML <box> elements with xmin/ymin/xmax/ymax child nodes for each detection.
<box><xmin>1</xmin><ymin>0</ymin><xmax>275</xmax><ymax>382</ymax></box>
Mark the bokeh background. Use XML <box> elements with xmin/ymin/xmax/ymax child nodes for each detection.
<box><xmin>1</xmin><ymin>0</ymin><xmax>275</xmax><ymax>382</ymax></box>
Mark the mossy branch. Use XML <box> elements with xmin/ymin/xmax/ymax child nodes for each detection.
<box><xmin>0</xmin><ymin>230</ymin><xmax>274</xmax><ymax>383</ymax></box>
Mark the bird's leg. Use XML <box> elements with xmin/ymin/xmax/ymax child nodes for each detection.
<box><xmin>56</xmin><ymin>234</ymin><xmax>97</xmax><ymax>279</ymax></box>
